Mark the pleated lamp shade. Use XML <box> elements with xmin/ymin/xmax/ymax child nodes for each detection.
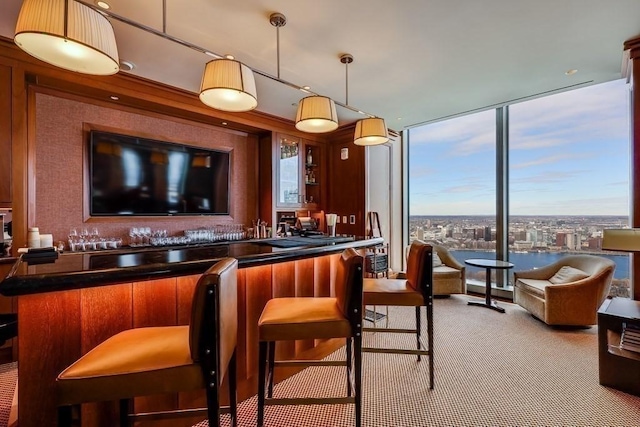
<box><xmin>14</xmin><ymin>0</ymin><xmax>119</xmax><ymax>76</ymax></box>
<box><xmin>199</xmin><ymin>58</ymin><xmax>258</xmax><ymax>112</ymax></box>
<box><xmin>295</xmin><ymin>96</ymin><xmax>338</xmax><ymax>133</ymax></box>
<box><xmin>354</xmin><ymin>117</ymin><xmax>389</xmax><ymax>146</ymax></box>
<box><xmin>602</xmin><ymin>229</ymin><xmax>640</xmax><ymax>252</ymax></box>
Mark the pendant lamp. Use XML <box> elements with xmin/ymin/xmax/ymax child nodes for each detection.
<box><xmin>354</xmin><ymin>117</ymin><xmax>389</xmax><ymax>146</ymax></box>
<box><xmin>295</xmin><ymin>95</ymin><xmax>338</xmax><ymax>133</ymax></box>
<box><xmin>14</xmin><ymin>0</ymin><xmax>119</xmax><ymax>76</ymax></box>
<box><xmin>199</xmin><ymin>58</ymin><xmax>258</xmax><ymax>112</ymax></box>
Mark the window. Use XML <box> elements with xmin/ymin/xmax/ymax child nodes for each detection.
<box><xmin>408</xmin><ymin>79</ymin><xmax>630</xmax><ymax>297</ymax></box>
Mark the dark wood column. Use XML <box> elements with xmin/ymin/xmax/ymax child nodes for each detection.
<box><xmin>624</xmin><ymin>35</ymin><xmax>640</xmax><ymax>301</ymax></box>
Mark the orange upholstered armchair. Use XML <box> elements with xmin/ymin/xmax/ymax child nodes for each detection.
<box><xmin>513</xmin><ymin>255</ymin><xmax>615</xmax><ymax>326</ymax></box>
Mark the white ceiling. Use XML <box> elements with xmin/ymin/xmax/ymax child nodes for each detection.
<box><xmin>1</xmin><ymin>0</ymin><xmax>640</xmax><ymax>131</ymax></box>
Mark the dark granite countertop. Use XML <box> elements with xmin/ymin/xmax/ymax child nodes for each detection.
<box><xmin>0</xmin><ymin>236</ymin><xmax>383</xmax><ymax>296</ymax></box>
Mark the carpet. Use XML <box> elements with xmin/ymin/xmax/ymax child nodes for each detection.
<box><xmin>194</xmin><ymin>295</ymin><xmax>640</xmax><ymax>427</ymax></box>
<box><xmin>0</xmin><ymin>362</ymin><xmax>16</xmax><ymax>427</ymax></box>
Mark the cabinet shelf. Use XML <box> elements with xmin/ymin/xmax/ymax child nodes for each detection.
<box><xmin>305</xmin><ymin>182</ymin><xmax>319</xmax><ymax>186</ymax></box>
<box><xmin>305</xmin><ymin>163</ymin><xmax>317</xmax><ymax>168</ymax></box>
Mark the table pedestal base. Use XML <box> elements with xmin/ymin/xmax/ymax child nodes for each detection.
<box><xmin>468</xmin><ymin>300</ymin><xmax>505</xmax><ymax>313</ymax></box>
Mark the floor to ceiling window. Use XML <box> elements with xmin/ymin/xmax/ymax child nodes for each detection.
<box><xmin>408</xmin><ymin>79</ymin><xmax>631</xmax><ymax>297</ymax></box>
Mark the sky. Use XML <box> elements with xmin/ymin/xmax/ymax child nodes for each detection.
<box><xmin>408</xmin><ymin>79</ymin><xmax>630</xmax><ymax>216</ymax></box>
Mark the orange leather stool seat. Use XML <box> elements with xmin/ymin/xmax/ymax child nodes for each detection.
<box><xmin>257</xmin><ymin>248</ymin><xmax>364</xmax><ymax>427</ymax></box>
<box><xmin>56</xmin><ymin>258</ymin><xmax>239</xmax><ymax>427</ymax></box>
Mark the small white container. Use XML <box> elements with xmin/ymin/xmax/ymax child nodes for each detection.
<box><xmin>27</xmin><ymin>227</ymin><xmax>40</xmax><ymax>248</ymax></box>
<box><xmin>39</xmin><ymin>233</ymin><xmax>53</xmax><ymax>248</ymax></box>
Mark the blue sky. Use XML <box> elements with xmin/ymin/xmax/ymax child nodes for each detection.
<box><xmin>408</xmin><ymin>79</ymin><xmax>630</xmax><ymax>216</ymax></box>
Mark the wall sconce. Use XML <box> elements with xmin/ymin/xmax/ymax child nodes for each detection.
<box><xmin>14</xmin><ymin>0</ymin><xmax>119</xmax><ymax>76</ymax></box>
<box><xmin>295</xmin><ymin>95</ymin><xmax>339</xmax><ymax>133</ymax></box>
<box><xmin>199</xmin><ymin>57</ymin><xmax>258</xmax><ymax>112</ymax></box>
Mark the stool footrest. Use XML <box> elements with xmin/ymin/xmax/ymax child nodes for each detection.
<box><xmin>363</xmin><ymin>327</ymin><xmax>417</xmax><ymax>334</ymax></box>
<box><xmin>275</xmin><ymin>360</ymin><xmax>346</xmax><ymax>367</ymax></box>
<box><xmin>362</xmin><ymin>347</ymin><xmax>430</xmax><ymax>356</ymax></box>
<box><xmin>265</xmin><ymin>397</ymin><xmax>355</xmax><ymax>406</ymax></box>
<box><xmin>130</xmin><ymin>406</ymin><xmax>230</xmax><ymax>421</ymax></box>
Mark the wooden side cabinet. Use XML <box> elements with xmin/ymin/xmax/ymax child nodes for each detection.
<box><xmin>598</xmin><ymin>297</ymin><xmax>640</xmax><ymax>396</ymax></box>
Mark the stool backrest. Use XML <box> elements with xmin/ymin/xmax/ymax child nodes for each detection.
<box><xmin>334</xmin><ymin>248</ymin><xmax>364</xmax><ymax>326</ymax></box>
<box><xmin>406</xmin><ymin>240</ymin><xmax>433</xmax><ymax>298</ymax></box>
<box><xmin>190</xmin><ymin>258</ymin><xmax>238</xmax><ymax>384</ymax></box>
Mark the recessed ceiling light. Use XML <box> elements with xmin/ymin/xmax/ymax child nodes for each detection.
<box><xmin>565</xmin><ymin>69</ymin><xmax>578</xmax><ymax>76</ymax></box>
<box><xmin>225</xmin><ymin>54</ymin><xmax>235</xmax><ymax>60</ymax></box>
<box><xmin>300</xmin><ymin>86</ymin><xmax>311</xmax><ymax>93</ymax></box>
<box><xmin>95</xmin><ymin>1</ymin><xmax>110</xmax><ymax>9</ymax></box>
<box><xmin>119</xmin><ymin>60</ymin><xmax>135</xmax><ymax>71</ymax></box>
<box><xmin>397</xmin><ymin>117</ymin><xmax>403</xmax><ymax>121</ymax></box>
<box><xmin>221</xmin><ymin>122</ymin><xmax>228</xmax><ymax>126</ymax></box>
<box><xmin>110</xmin><ymin>95</ymin><xmax>119</xmax><ymax>100</ymax></box>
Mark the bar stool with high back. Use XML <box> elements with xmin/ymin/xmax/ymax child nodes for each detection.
<box><xmin>362</xmin><ymin>240</ymin><xmax>434</xmax><ymax>389</ymax></box>
<box><xmin>56</xmin><ymin>257</ymin><xmax>239</xmax><ymax>427</ymax></box>
<box><xmin>257</xmin><ymin>248</ymin><xmax>364</xmax><ymax>427</ymax></box>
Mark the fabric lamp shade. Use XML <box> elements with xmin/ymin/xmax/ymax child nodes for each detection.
<box><xmin>199</xmin><ymin>58</ymin><xmax>258</xmax><ymax>112</ymax></box>
<box><xmin>295</xmin><ymin>96</ymin><xmax>338</xmax><ymax>133</ymax></box>
<box><xmin>354</xmin><ymin>117</ymin><xmax>389</xmax><ymax>146</ymax></box>
<box><xmin>14</xmin><ymin>0</ymin><xmax>119</xmax><ymax>76</ymax></box>
<box><xmin>602</xmin><ymin>229</ymin><xmax>640</xmax><ymax>252</ymax></box>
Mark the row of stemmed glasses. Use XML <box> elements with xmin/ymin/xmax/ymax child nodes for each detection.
<box><xmin>128</xmin><ymin>227</ymin><xmax>153</xmax><ymax>246</ymax></box>
<box><xmin>68</xmin><ymin>228</ymin><xmax>122</xmax><ymax>251</ymax></box>
<box><xmin>184</xmin><ymin>224</ymin><xmax>246</xmax><ymax>243</ymax></box>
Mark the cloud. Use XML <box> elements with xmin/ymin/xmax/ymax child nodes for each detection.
<box><xmin>511</xmin><ymin>152</ymin><xmax>594</xmax><ymax>170</ymax></box>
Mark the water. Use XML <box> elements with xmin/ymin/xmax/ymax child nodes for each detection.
<box><xmin>450</xmin><ymin>250</ymin><xmax>629</xmax><ymax>279</ymax></box>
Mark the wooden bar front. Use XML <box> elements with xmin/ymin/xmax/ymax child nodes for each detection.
<box><xmin>17</xmin><ymin>253</ymin><xmax>343</xmax><ymax>427</ymax></box>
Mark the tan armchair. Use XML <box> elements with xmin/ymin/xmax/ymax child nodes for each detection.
<box><xmin>513</xmin><ymin>255</ymin><xmax>615</xmax><ymax>326</ymax></box>
<box><xmin>394</xmin><ymin>242</ymin><xmax>466</xmax><ymax>296</ymax></box>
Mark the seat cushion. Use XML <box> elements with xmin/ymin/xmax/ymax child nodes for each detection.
<box><xmin>549</xmin><ymin>266</ymin><xmax>589</xmax><ymax>284</ymax></box>
<box><xmin>57</xmin><ymin>325</ymin><xmax>203</xmax><ymax>405</ymax></box>
<box><xmin>433</xmin><ymin>265</ymin><xmax>461</xmax><ymax>278</ymax></box>
<box><xmin>515</xmin><ymin>278</ymin><xmax>550</xmax><ymax>299</ymax></box>
<box><xmin>258</xmin><ymin>297</ymin><xmax>352</xmax><ymax>341</ymax></box>
<box><xmin>363</xmin><ymin>278</ymin><xmax>425</xmax><ymax>306</ymax></box>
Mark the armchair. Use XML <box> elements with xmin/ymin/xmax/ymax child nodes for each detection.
<box><xmin>513</xmin><ymin>255</ymin><xmax>615</xmax><ymax>326</ymax></box>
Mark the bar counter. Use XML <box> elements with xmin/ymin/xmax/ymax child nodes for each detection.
<box><xmin>1</xmin><ymin>236</ymin><xmax>383</xmax><ymax>427</ymax></box>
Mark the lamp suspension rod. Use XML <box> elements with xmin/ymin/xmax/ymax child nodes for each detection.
<box><xmin>340</xmin><ymin>53</ymin><xmax>353</xmax><ymax>106</ymax></box>
<box><xmin>74</xmin><ymin>1</ymin><xmax>378</xmax><ymax>119</ymax></box>
<box><xmin>63</xmin><ymin>0</ymin><xmax>69</xmax><ymax>39</ymax></box>
<box><xmin>162</xmin><ymin>0</ymin><xmax>167</xmax><ymax>34</ymax></box>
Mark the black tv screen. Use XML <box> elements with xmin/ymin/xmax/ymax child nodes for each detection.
<box><xmin>89</xmin><ymin>130</ymin><xmax>230</xmax><ymax>216</ymax></box>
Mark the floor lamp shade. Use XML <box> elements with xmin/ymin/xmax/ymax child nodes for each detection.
<box><xmin>14</xmin><ymin>0</ymin><xmax>119</xmax><ymax>76</ymax></box>
<box><xmin>602</xmin><ymin>229</ymin><xmax>640</xmax><ymax>252</ymax></box>
<box><xmin>295</xmin><ymin>96</ymin><xmax>339</xmax><ymax>133</ymax></box>
<box><xmin>199</xmin><ymin>58</ymin><xmax>258</xmax><ymax>112</ymax></box>
<box><xmin>354</xmin><ymin>117</ymin><xmax>389</xmax><ymax>146</ymax></box>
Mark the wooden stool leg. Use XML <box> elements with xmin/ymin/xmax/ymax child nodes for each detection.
<box><xmin>354</xmin><ymin>334</ymin><xmax>363</xmax><ymax>427</ymax></box>
<box><xmin>346</xmin><ymin>337</ymin><xmax>352</xmax><ymax>397</ymax></box>
<box><xmin>257</xmin><ymin>341</ymin><xmax>268</xmax><ymax>427</ymax></box>
<box><xmin>58</xmin><ymin>405</ymin><xmax>73</xmax><ymax>427</ymax></box>
<box><xmin>267</xmin><ymin>341</ymin><xmax>276</xmax><ymax>398</ymax></box>
<box><xmin>205</xmin><ymin>369</ymin><xmax>220</xmax><ymax>427</ymax></box>
<box><xmin>427</xmin><ymin>304</ymin><xmax>434</xmax><ymax>389</ymax></box>
<box><xmin>229</xmin><ymin>349</ymin><xmax>238</xmax><ymax>427</ymax></box>
<box><xmin>415</xmin><ymin>306</ymin><xmax>422</xmax><ymax>362</ymax></box>
<box><xmin>119</xmin><ymin>399</ymin><xmax>130</xmax><ymax>427</ymax></box>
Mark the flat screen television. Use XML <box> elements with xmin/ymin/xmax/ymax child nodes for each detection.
<box><xmin>89</xmin><ymin>130</ymin><xmax>230</xmax><ymax>216</ymax></box>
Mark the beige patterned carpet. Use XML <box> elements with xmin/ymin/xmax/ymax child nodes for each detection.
<box><xmin>0</xmin><ymin>362</ymin><xmax>16</xmax><ymax>427</ymax></box>
<box><xmin>2</xmin><ymin>296</ymin><xmax>640</xmax><ymax>426</ymax></box>
<box><xmin>196</xmin><ymin>295</ymin><xmax>640</xmax><ymax>427</ymax></box>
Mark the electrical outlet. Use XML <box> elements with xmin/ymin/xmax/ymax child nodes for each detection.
<box><xmin>342</xmin><ymin>216</ymin><xmax>347</xmax><ymax>224</ymax></box>
<box><xmin>349</xmin><ymin>215</ymin><xmax>356</xmax><ymax>224</ymax></box>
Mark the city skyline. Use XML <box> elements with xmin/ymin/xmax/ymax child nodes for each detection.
<box><xmin>408</xmin><ymin>79</ymin><xmax>630</xmax><ymax>216</ymax></box>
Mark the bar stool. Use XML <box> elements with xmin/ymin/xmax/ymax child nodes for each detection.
<box><xmin>0</xmin><ymin>313</ymin><xmax>17</xmax><ymax>346</ymax></box>
<box><xmin>257</xmin><ymin>248</ymin><xmax>364</xmax><ymax>427</ymax></box>
<box><xmin>362</xmin><ymin>240</ymin><xmax>434</xmax><ymax>389</ymax></box>
<box><xmin>56</xmin><ymin>258</ymin><xmax>239</xmax><ymax>427</ymax></box>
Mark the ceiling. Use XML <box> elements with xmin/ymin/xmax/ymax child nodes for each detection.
<box><xmin>1</xmin><ymin>0</ymin><xmax>639</xmax><ymax>131</ymax></box>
